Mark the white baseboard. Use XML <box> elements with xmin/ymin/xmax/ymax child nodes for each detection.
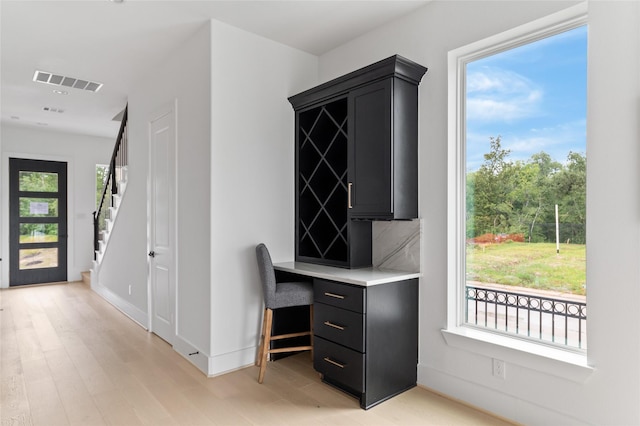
<box><xmin>91</xmin><ymin>281</ymin><xmax>148</xmax><ymax>329</ymax></box>
<box><xmin>172</xmin><ymin>336</ymin><xmax>255</xmax><ymax>377</ymax></box>
<box><xmin>206</xmin><ymin>346</ymin><xmax>256</xmax><ymax>377</ymax></box>
<box><xmin>90</xmin><ymin>281</ymin><xmax>256</xmax><ymax>379</ymax></box>
<box><xmin>173</xmin><ymin>335</ymin><xmax>210</xmax><ymax>374</ymax></box>
<box><xmin>417</xmin><ymin>363</ymin><xmax>582</xmax><ymax>425</ymax></box>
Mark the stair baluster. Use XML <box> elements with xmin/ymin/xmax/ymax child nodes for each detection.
<box><xmin>93</xmin><ymin>105</ymin><xmax>128</xmax><ymax>260</ymax></box>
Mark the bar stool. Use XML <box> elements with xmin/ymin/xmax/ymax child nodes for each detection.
<box><xmin>255</xmin><ymin>243</ymin><xmax>313</xmax><ymax>384</ymax></box>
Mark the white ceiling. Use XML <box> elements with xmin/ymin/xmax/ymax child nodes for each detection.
<box><xmin>0</xmin><ymin>0</ymin><xmax>429</xmax><ymax>140</ymax></box>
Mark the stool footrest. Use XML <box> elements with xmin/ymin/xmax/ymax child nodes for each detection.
<box><xmin>269</xmin><ymin>345</ymin><xmax>313</xmax><ymax>354</ymax></box>
<box><xmin>269</xmin><ymin>331</ymin><xmax>312</xmax><ymax>341</ymax></box>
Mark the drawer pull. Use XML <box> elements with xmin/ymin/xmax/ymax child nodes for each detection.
<box><xmin>323</xmin><ymin>357</ymin><xmax>346</xmax><ymax>368</ymax></box>
<box><xmin>323</xmin><ymin>321</ymin><xmax>345</xmax><ymax>331</ymax></box>
<box><xmin>324</xmin><ymin>292</ymin><xmax>345</xmax><ymax>300</ymax></box>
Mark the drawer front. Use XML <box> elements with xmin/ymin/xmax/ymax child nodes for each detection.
<box><xmin>314</xmin><ymin>303</ymin><xmax>365</xmax><ymax>352</ymax></box>
<box><xmin>314</xmin><ymin>279</ymin><xmax>365</xmax><ymax>313</ymax></box>
<box><xmin>314</xmin><ymin>336</ymin><xmax>364</xmax><ymax>393</ymax></box>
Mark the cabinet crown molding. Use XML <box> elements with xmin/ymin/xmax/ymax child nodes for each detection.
<box><xmin>289</xmin><ymin>55</ymin><xmax>427</xmax><ymax>110</ymax></box>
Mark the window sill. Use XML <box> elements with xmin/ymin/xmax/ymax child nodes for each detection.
<box><xmin>441</xmin><ymin>327</ymin><xmax>594</xmax><ymax>383</ymax></box>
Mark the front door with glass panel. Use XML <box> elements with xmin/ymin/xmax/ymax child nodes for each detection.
<box><xmin>9</xmin><ymin>158</ymin><xmax>67</xmax><ymax>286</ymax></box>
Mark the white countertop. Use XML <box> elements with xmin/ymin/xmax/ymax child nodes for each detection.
<box><xmin>273</xmin><ymin>261</ymin><xmax>420</xmax><ymax>286</ymax></box>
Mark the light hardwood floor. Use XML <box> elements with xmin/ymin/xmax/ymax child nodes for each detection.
<box><xmin>1</xmin><ymin>281</ymin><xmax>514</xmax><ymax>425</ymax></box>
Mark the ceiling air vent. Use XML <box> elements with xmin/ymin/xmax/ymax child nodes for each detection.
<box><xmin>33</xmin><ymin>70</ymin><xmax>103</xmax><ymax>92</ymax></box>
<box><xmin>43</xmin><ymin>107</ymin><xmax>65</xmax><ymax>113</ymax></box>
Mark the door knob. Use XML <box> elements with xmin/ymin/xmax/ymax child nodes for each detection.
<box><xmin>148</xmin><ymin>251</ymin><xmax>155</xmax><ymax>258</ymax></box>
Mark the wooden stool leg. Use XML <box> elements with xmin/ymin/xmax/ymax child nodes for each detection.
<box><xmin>258</xmin><ymin>308</ymin><xmax>273</xmax><ymax>384</ymax></box>
<box><xmin>256</xmin><ymin>308</ymin><xmax>268</xmax><ymax>367</ymax></box>
<box><xmin>309</xmin><ymin>305</ymin><xmax>314</xmax><ymax>361</ymax></box>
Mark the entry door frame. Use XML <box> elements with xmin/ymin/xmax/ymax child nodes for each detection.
<box><xmin>147</xmin><ymin>100</ymin><xmax>178</xmax><ymax>344</ymax></box>
<box><xmin>9</xmin><ymin>158</ymin><xmax>68</xmax><ymax>285</ymax></box>
<box><xmin>1</xmin><ymin>152</ymin><xmax>74</xmax><ymax>288</ymax></box>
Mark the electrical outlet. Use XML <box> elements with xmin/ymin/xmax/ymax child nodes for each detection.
<box><xmin>493</xmin><ymin>358</ymin><xmax>506</xmax><ymax>379</ymax></box>
<box><xmin>128</xmin><ymin>284</ymin><xmax>132</xmax><ymax>295</ymax></box>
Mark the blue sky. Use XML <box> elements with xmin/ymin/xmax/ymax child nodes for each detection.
<box><xmin>466</xmin><ymin>26</ymin><xmax>587</xmax><ymax>171</ymax></box>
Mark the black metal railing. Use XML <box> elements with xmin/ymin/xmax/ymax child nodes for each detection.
<box><xmin>93</xmin><ymin>105</ymin><xmax>128</xmax><ymax>260</ymax></box>
<box><xmin>466</xmin><ymin>285</ymin><xmax>587</xmax><ymax>349</ymax></box>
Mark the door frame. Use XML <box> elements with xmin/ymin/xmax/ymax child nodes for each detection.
<box><xmin>9</xmin><ymin>157</ymin><xmax>68</xmax><ymax>285</ymax></box>
<box><xmin>147</xmin><ymin>100</ymin><xmax>178</xmax><ymax>342</ymax></box>
<box><xmin>1</xmin><ymin>152</ymin><xmax>74</xmax><ymax>288</ymax></box>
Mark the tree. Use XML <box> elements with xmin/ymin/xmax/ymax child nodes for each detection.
<box><xmin>519</xmin><ymin>152</ymin><xmax>562</xmax><ymax>242</ymax></box>
<box><xmin>95</xmin><ymin>165</ymin><xmax>109</xmax><ymax>232</ymax></box>
<box><xmin>18</xmin><ymin>171</ymin><xmax>59</xmax><ymax>241</ymax></box>
<box><xmin>509</xmin><ymin>161</ymin><xmax>541</xmax><ymax>238</ymax></box>
<box><xmin>96</xmin><ymin>165</ymin><xmax>108</xmax><ymax>208</ymax></box>
<box><xmin>549</xmin><ymin>151</ymin><xmax>586</xmax><ymax>243</ymax></box>
<box><xmin>467</xmin><ymin>138</ymin><xmax>585</xmax><ymax>244</ymax></box>
<box><xmin>468</xmin><ymin>136</ymin><xmax>516</xmax><ymax>236</ymax></box>
<box><xmin>19</xmin><ymin>171</ymin><xmax>58</xmax><ymax>192</ymax></box>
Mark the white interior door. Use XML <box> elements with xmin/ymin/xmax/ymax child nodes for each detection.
<box><xmin>149</xmin><ymin>105</ymin><xmax>176</xmax><ymax>344</ymax></box>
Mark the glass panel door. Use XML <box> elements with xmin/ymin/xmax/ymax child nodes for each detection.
<box><xmin>9</xmin><ymin>158</ymin><xmax>67</xmax><ymax>286</ymax></box>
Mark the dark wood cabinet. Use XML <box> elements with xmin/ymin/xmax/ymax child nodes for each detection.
<box><xmin>312</xmin><ymin>277</ymin><xmax>419</xmax><ymax>409</ymax></box>
<box><xmin>294</xmin><ymin>97</ymin><xmax>372</xmax><ymax>268</ymax></box>
<box><xmin>349</xmin><ymin>75</ymin><xmax>420</xmax><ymax>219</ymax></box>
<box><xmin>289</xmin><ymin>55</ymin><xmax>427</xmax><ymax>267</ymax></box>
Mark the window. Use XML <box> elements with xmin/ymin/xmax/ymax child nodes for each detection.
<box><xmin>96</xmin><ymin>164</ymin><xmax>109</xmax><ymax>232</ymax></box>
<box><xmin>96</xmin><ymin>164</ymin><xmax>109</xmax><ymax>209</ymax></box>
<box><xmin>448</xmin><ymin>8</ymin><xmax>587</xmax><ymax>353</ymax></box>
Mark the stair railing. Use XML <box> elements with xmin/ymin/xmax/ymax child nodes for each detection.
<box><xmin>93</xmin><ymin>105</ymin><xmax>128</xmax><ymax>260</ymax></box>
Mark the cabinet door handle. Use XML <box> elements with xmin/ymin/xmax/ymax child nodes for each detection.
<box><xmin>323</xmin><ymin>321</ymin><xmax>345</xmax><ymax>331</ymax></box>
<box><xmin>324</xmin><ymin>292</ymin><xmax>345</xmax><ymax>300</ymax></box>
<box><xmin>323</xmin><ymin>357</ymin><xmax>346</xmax><ymax>368</ymax></box>
<box><xmin>348</xmin><ymin>182</ymin><xmax>353</xmax><ymax>209</ymax></box>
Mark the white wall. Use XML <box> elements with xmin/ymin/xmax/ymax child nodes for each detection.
<box><xmin>93</xmin><ymin>18</ymin><xmax>317</xmax><ymax>376</ymax></box>
<box><xmin>100</xmin><ymin>22</ymin><xmax>213</xmax><ymax>360</ymax></box>
<box><xmin>208</xmin><ymin>20</ymin><xmax>317</xmax><ymax>374</ymax></box>
<box><xmin>0</xmin><ymin>125</ymin><xmax>113</xmax><ymax>286</ymax></box>
<box><xmin>584</xmin><ymin>1</ymin><xmax>640</xmax><ymax>424</ymax></box>
<box><xmin>320</xmin><ymin>1</ymin><xmax>640</xmax><ymax>424</ymax></box>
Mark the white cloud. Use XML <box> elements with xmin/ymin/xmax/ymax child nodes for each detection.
<box><xmin>465</xmin><ymin>120</ymin><xmax>586</xmax><ymax>171</ymax></box>
<box><xmin>508</xmin><ymin>136</ymin><xmax>556</xmax><ymax>154</ymax></box>
<box><xmin>505</xmin><ymin>120</ymin><xmax>586</xmax><ymax>161</ymax></box>
<box><xmin>466</xmin><ymin>67</ymin><xmax>543</xmax><ymax>122</ymax></box>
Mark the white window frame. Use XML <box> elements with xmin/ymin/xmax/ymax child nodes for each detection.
<box><xmin>444</xmin><ymin>3</ymin><xmax>593</xmax><ymax>382</ymax></box>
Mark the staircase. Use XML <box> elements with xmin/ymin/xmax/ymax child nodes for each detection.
<box><xmin>94</xmin><ymin>169</ymin><xmax>128</xmax><ymax>262</ymax></box>
<box><xmin>91</xmin><ymin>105</ymin><xmax>128</xmax><ymax>281</ymax></box>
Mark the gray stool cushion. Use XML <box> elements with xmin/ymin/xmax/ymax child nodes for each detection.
<box><xmin>256</xmin><ymin>243</ymin><xmax>313</xmax><ymax>310</ymax></box>
<box><xmin>270</xmin><ymin>281</ymin><xmax>313</xmax><ymax>309</ymax></box>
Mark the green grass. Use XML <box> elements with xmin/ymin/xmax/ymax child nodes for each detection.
<box><xmin>20</xmin><ymin>235</ymin><xmax>58</xmax><ymax>243</ymax></box>
<box><xmin>466</xmin><ymin>242</ymin><xmax>586</xmax><ymax>295</ymax></box>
